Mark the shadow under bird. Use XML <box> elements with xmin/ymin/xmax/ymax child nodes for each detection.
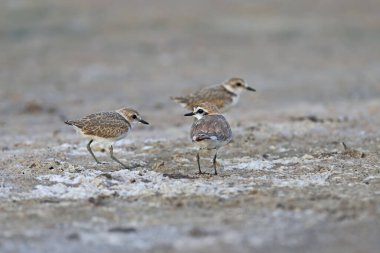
<box><xmin>64</xmin><ymin>107</ymin><xmax>149</xmax><ymax>169</ymax></box>
<box><xmin>185</xmin><ymin>103</ymin><xmax>232</xmax><ymax>175</ymax></box>
<box><xmin>171</xmin><ymin>77</ymin><xmax>256</xmax><ymax>112</ymax></box>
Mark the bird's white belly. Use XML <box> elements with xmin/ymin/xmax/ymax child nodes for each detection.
<box><xmin>195</xmin><ymin>139</ymin><xmax>222</xmax><ymax>150</ymax></box>
<box><xmin>222</xmin><ymin>94</ymin><xmax>240</xmax><ymax>112</ymax></box>
<box><xmin>78</xmin><ymin>129</ymin><xmax>129</xmax><ymax>143</ymax></box>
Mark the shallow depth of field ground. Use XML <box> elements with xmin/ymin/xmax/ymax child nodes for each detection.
<box><xmin>0</xmin><ymin>0</ymin><xmax>380</xmax><ymax>252</ymax></box>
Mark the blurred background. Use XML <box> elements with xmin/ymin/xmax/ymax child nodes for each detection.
<box><xmin>1</xmin><ymin>0</ymin><xmax>379</xmax><ymax>130</ymax></box>
<box><xmin>1</xmin><ymin>1</ymin><xmax>380</xmax><ymax>252</ymax></box>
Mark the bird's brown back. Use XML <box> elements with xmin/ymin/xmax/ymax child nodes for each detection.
<box><xmin>174</xmin><ymin>85</ymin><xmax>236</xmax><ymax>110</ymax></box>
<box><xmin>67</xmin><ymin>112</ymin><xmax>131</xmax><ymax>138</ymax></box>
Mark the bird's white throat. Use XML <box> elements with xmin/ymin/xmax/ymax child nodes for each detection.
<box><xmin>194</xmin><ymin>114</ymin><xmax>204</xmax><ymax>120</ymax></box>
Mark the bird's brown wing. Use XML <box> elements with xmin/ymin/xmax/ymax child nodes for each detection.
<box><xmin>69</xmin><ymin>112</ymin><xmax>130</xmax><ymax>138</ymax></box>
<box><xmin>191</xmin><ymin>115</ymin><xmax>232</xmax><ymax>143</ymax></box>
<box><xmin>172</xmin><ymin>85</ymin><xmax>234</xmax><ymax>110</ymax></box>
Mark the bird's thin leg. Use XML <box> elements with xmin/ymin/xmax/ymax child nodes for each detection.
<box><xmin>87</xmin><ymin>139</ymin><xmax>101</xmax><ymax>164</ymax></box>
<box><xmin>213</xmin><ymin>151</ymin><xmax>218</xmax><ymax>175</ymax></box>
<box><xmin>110</xmin><ymin>145</ymin><xmax>129</xmax><ymax>169</ymax></box>
<box><xmin>196</xmin><ymin>151</ymin><xmax>203</xmax><ymax>174</ymax></box>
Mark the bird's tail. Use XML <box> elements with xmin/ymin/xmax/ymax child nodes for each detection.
<box><xmin>170</xmin><ymin>96</ymin><xmax>187</xmax><ymax>104</ymax></box>
<box><xmin>170</xmin><ymin>96</ymin><xmax>193</xmax><ymax>110</ymax></box>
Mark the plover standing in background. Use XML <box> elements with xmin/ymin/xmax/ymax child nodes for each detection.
<box><xmin>171</xmin><ymin>77</ymin><xmax>255</xmax><ymax>112</ymax></box>
<box><xmin>184</xmin><ymin>103</ymin><xmax>232</xmax><ymax>175</ymax></box>
<box><xmin>65</xmin><ymin>107</ymin><xmax>149</xmax><ymax>169</ymax></box>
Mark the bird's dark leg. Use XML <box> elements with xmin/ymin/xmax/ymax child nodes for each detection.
<box><xmin>87</xmin><ymin>139</ymin><xmax>101</xmax><ymax>164</ymax></box>
<box><xmin>196</xmin><ymin>151</ymin><xmax>203</xmax><ymax>174</ymax></box>
<box><xmin>110</xmin><ymin>145</ymin><xmax>129</xmax><ymax>169</ymax></box>
<box><xmin>213</xmin><ymin>151</ymin><xmax>218</xmax><ymax>175</ymax></box>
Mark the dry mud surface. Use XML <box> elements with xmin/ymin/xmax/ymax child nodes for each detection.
<box><xmin>1</xmin><ymin>0</ymin><xmax>380</xmax><ymax>252</ymax></box>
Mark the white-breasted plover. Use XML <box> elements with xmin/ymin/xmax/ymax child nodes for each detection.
<box><xmin>184</xmin><ymin>103</ymin><xmax>232</xmax><ymax>175</ymax></box>
<box><xmin>172</xmin><ymin>77</ymin><xmax>255</xmax><ymax>111</ymax></box>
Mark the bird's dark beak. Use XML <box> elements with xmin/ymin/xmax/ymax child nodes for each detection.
<box><xmin>246</xmin><ymin>86</ymin><xmax>256</xmax><ymax>92</ymax></box>
<box><xmin>139</xmin><ymin>119</ymin><xmax>149</xmax><ymax>125</ymax></box>
<box><xmin>184</xmin><ymin>112</ymin><xmax>195</xmax><ymax>116</ymax></box>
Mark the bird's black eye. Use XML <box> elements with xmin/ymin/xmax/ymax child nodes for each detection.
<box><xmin>197</xmin><ymin>109</ymin><xmax>204</xmax><ymax>114</ymax></box>
<box><xmin>132</xmin><ymin>115</ymin><xmax>137</xmax><ymax>119</ymax></box>
<box><xmin>236</xmin><ymin>82</ymin><xmax>242</xmax><ymax>87</ymax></box>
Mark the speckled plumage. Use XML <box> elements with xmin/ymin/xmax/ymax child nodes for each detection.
<box><xmin>191</xmin><ymin>115</ymin><xmax>232</xmax><ymax>150</ymax></box>
<box><xmin>65</xmin><ymin>112</ymin><xmax>131</xmax><ymax>140</ymax></box>
<box><xmin>172</xmin><ymin>77</ymin><xmax>255</xmax><ymax>111</ymax></box>
<box><xmin>185</xmin><ymin>103</ymin><xmax>232</xmax><ymax>175</ymax></box>
<box><xmin>174</xmin><ymin>85</ymin><xmax>237</xmax><ymax>111</ymax></box>
<box><xmin>65</xmin><ymin>107</ymin><xmax>149</xmax><ymax>168</ymax></box>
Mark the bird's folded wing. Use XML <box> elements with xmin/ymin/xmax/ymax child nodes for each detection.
<box><xmin>71</xmin><ymin>112</ymin><xmax>130</xmax><ymax>138</ymax></box>
<box><xmin>191</xmin><ymin>115</ymin><xmax>232</xmax><ymax>142</ymax></box>
<box><xmin>193</xmin><ymin>134</ymin><xmax>218</xmax><ymax>142</ymax></box>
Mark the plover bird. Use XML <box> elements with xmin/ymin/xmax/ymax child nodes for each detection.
<box><xmin>64</xmin><ymin>107</ymin><xmax>149</xmax><ymax>169</ymax></box>
<box><xmin>184</xmin><ymin>103</ymin><xmax>232</xmax><ymax>175</ymax></box>
<box><xmin>171</xmin><ymin>77</ymin><xmax>255</xmax><ymax>111</ymax></box>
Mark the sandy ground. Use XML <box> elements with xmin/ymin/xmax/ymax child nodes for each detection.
<box><xmin>1</xmin><ymin>0</ymin><xmax>380</xmax><ymax>252</ymax></box>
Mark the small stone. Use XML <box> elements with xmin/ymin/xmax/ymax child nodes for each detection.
<box><xmin>67</xmin><ymin>233</ymin><xmax>80</xmax><ymax>241</ymax></box>
<box><xmin>108</xmin><ymin>227</ymin><xmax>137</xmax><ymax>233</ymax></box>
<box><xmin>363</xmin><ymin>176</ymin><xmax>380</xmax><ymax>185</ymax></box>
<box><xmin>152</xmin><ymin>161</ymin><xmax>165</xmax><ymax>170</ymax></box>
<box><xmin>302</xmin><ymin>154</ymin><xmax>314</xmax><ymax>160</ymax></box>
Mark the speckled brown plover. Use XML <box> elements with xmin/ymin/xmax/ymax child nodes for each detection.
<box><xmin>184</xmin><ymin>103</ymin><xmax>232</xmax><ymax>175</ymax></box>
<box><xmin>171</xmin><ymin>77</ymin><xmax>255</xmax><ymax>112</ymax></box>
<box><xmin>64</xmin><ymin>107</ymin><xmax>149</xmax><ymax>169</ymax></box>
